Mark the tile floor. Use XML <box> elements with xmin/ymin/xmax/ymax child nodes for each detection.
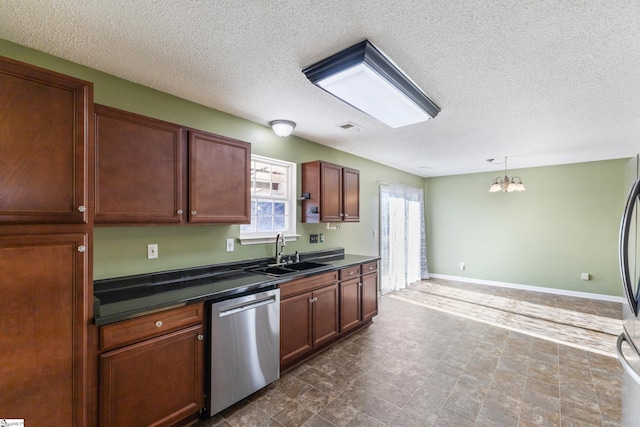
<box><xmin>195</xmin><ymin>279</ymin><xmax>623</xmax><ymax>426</ymax></box>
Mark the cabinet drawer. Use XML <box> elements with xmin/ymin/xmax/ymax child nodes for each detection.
<box><xmin>279</xmin><ymin>271</ymin><xmax>338</xmax><ymax>299</ymax></box>
<box><xmin>361</xmin><ymin>262</ymin><xmax>378</xmax><ymax>275</ymax></box>
<box><xmin>100</xmin><ymin>303</ymin><xmax>204</xmax><ymax>351</ymax></box>
<box><xmin>339</xmin><ymin>266</ymin><xmax>361</xmax><ymax>280</ymax></box>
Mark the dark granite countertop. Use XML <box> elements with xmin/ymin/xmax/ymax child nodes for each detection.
<box><xmin>94</xmin><ymin>248</ymin><xmax>379</xmax><ymax>326</ymax></box>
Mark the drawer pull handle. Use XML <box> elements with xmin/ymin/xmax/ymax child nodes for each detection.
<box><xmin>155</xmin><ymin>320</ymin><xmax>163</xmax><ymax>328</ymax></box>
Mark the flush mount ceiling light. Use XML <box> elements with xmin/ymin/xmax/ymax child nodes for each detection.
<box><xmin>487</xmin><ymin>157</ymin><xmax>526</xmax><ymax>193</ymax></box>
<box><xmin>269</xmin><ymin>120</ymin><xmax>296</xmax><ymax>137</ymax></box>
<box><xmin>302</xmin><ymin>40</ymin><xmax>440</xmax><ymax>128</ymax></box>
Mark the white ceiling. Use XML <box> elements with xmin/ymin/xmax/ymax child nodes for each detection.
<box><xmin>2</xmin><ymin>1</ymin><xmax>639</xmax><ymax>177</ymax></box>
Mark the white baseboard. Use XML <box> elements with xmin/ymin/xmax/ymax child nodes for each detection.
<box><xmin>428</xmin><ymin>273</ymin><xmax>625</xmax><ymax>304</ymax></box>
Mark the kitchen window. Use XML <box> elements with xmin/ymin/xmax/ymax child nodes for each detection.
<box><xmin>239</xmin><ymin>155</ymin><xmax>297</xmax><ymax>244</ymax></box>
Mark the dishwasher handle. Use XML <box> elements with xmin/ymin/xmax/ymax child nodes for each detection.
<box><xmin>217</xmin><ymin>294</ymin><xmax>278</xmax><ymax>318</ymax></box>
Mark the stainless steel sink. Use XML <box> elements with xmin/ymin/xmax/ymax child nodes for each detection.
<box><xmin>249</xmin><ymin>261</ymin><xmax>330</xmax><ymax>276</ymax></box>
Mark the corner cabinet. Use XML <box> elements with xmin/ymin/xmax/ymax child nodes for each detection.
<box><xmin>0</xmin><ymin>56</ymin><xmax>91</xmax><ymax>224</ymax></box>
<box><xmin>98</xmin><ymin>303</ymin><xmax>205</xmax><ymax>427</ymax></box>
<box><xmin>301</xmin><ymin>161</ymin><xmax>360</xmax><ymax>223</ymax></box>
<box><xmin>94</xmin><ymin>105</ymin><xmax>250</xmax><ymax>225</ymax></box>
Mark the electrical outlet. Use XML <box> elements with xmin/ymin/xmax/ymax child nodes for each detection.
<box><xmin>581</xmin><ymin>273</ymin><xmax>590</xmax><ymax>281</ymax></box>
<box><xmin>148</xmin><ymin>244</ymin><xmax>158</xmax><ymax>259</ymax></box>
<box><xmin>459</xmin><ymin>262</ymin><xmax>465</xmax><ymax>270</ymax></box>
<box><xmin>310</xmin><ymin>234</ymin><xmax>319</xmax><ymax>243</ymax></box>
<box><xmin>319</xmin><ymin>233</ymin><xmax>324</xmax><ymax>243</ymax></box>
<box><xmin>226</xmin><ymin>238</ymin><xmax>234</xmax><ymax>252</ymax></box>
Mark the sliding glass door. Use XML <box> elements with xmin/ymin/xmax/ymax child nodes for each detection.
<box><xmin>379</xmin><ymin>183</ymin><xmax>428</xmax><ymax>294</ymax></box>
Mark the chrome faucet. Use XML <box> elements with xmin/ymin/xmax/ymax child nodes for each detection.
<box><xmin>275</xmin><ymin>232</ymin><xmax>286</xmax><ymax>264</ymax></box>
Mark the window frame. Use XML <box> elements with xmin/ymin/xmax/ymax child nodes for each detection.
<box><xmin>239</xmin><ymin>154</ymin><xmax>298</xmax><ymax>245</ymax></box>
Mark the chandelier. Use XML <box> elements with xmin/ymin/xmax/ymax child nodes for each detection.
<box><xmin>487</xmin><ymin>157</ymin><xmax>526</xmax><ymax>193</ymax></box>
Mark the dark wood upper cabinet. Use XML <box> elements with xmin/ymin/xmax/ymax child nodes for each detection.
<box><xmin>188</xmin><ymin>130</ymin><xmax>250</xmax><ymax>224</ymax></box>
<box><xmin>94</xmin><ymin>106</ymin><xmax>251</xmax><ymax>225</ymax></box>
<box><xmin>301</xmin><ymin>161</ymin><xmax>360</xmax><ymax>223</ymax></box>
<box><xmin>0</xmin><ymin>57</ymin><xmax>92</xmax><ymax>224</ymax></box>
<box><xmin>95</xmin><ymin>105</ymin><xmax>184</xmax><ymax>224</ymax></box>
<box><xmin>342</xmin><ymin>166</ymin><xmax>360</xmax><ymax>221</ymax></box>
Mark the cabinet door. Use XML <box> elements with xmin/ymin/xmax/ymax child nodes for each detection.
<box><xmin>340</xmin><ymin>278</ymin><xmax>361</xmax><ymax>332</ymax></box>
<box><xmin>280</xmin><ymin>292</ymin><xmax>313</xmax><ymax>366</ymax></box>
<box><xmin>99</xmin><ymin>325</ymin><xmax>204</xmax><ymax>427</ymax></box>
<box><xmin>0</xmin><ymin>57</ymin><xmax>91</xmax><ymax>224</ymax></box>
<box><xmin>362</xmin><ymin>272</ymin><xmax>379</xmax><ymax>322</ymax></box>
<box><xmin>188</xmin><ymin>130</ymin><xmax>250</xmax><ymax>223</ymax></box>
<box><xmin>313</xmin><ymin>284</ymin><xmax>340</xmax><ymax>347</ymax></box>
<box><xmin>0</xmin><ymin>233</ymin><xmax>89</xmax><ymax>426</ymax></box>
<box><xmin>95</xmin><ymin>105</ymin><xmax>184</xmax><ymax>224</ymax></box>
<box><xmin>342</xmin><ymin>167</ymin><xmax>360</xmax><ymax>222</ymax></box>
<box><xmin>319</xmin><ymin>162</ymin><xmax>343</xmax><ymax>222</ymax></box>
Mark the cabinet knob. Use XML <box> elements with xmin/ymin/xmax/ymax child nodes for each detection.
<box><xmin>191</xmin><ymin>211</ymin><xmax>197</xmax><ymax>216</ymax></box>
<box><xmin>77</xmin><ymin>245</ymin><xmax>86</xmax><ymax>253</ymax></box>
<box><xmin>340</xmin><ymin>213</ymin><xmax>345</xmax><ymax>217</ymax></box>
<box><xmin>345</xmin><ymin>214</ymin><xmax>349</xmax><ymax>217</ymax></box>
<box><xmin>369</xmin><ymin>266</ymin><xmax>374</xmax><ymax>270</ymax></box>
<box><xmin>309</xmin><ymin>298</ymin><xmax>314</xmax><ymax>304</ymax></box>
<box><xmin>314</xmin><ymin>297</ymin><xmax>318</xmax><ymax>302</ymax></box>
<box><xmin>77</xmin><ymin>206</ymin><xmax>87</xmax><ymax>213</ymax></box>
<box><xmin>155</xmin><ymin>320</ymin><xmax>163</xmax><ymax>328</ymax></box>
<box><xmin>359</xmin><ymin>282</ymin><xmax>363</xmax><ymax>287</ymax></box>
<box><xmin>197</xmin><ymin>334</ymin><xmax>204</xmax><ymax>341</ymax></box>
<box><xmin>349</xmin><ymin>271</ymin><xmax>354</xmax><ymax>275</ymax></box>
<box><xmin>177</xmin><ymin>209</ymin><xmax>183</xmax><ymax>215</ymax></box>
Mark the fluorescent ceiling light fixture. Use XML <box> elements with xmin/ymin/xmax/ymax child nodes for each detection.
<box><xmin>270</xmin><ymin>120</ymin><xmax>296</xmax><ymax>137</ymax></box>
<box><xmin>302</xmin><ymin>40</ymin><xmax>440</xmax><ymax>128</ymax></box>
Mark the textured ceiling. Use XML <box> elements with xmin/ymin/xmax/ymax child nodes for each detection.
<box><xmin>1</xmin><ymin>1</ymin><xmax>639</xmax><ymax>177</ymax></box>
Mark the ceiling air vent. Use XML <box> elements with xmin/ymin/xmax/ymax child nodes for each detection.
<box><xmin>338</xmin><ymin>121</ymin><xmax>364</xmax><ymax>132</ymax></box>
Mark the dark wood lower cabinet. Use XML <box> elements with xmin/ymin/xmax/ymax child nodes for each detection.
<box><xmin>280</xmin><ymin>283</ymin><xmax>340</xmax><ymax>367</ymax></box>
<box><xmin>339</xmin><ymin>262</ymin><xmax>379</xmax><ymax>334</ymax></box>
<box><xmin>0</xmin><ymin>233</ymin><xmax>89</xmax><ymax>427</ymax></box>
<box><xmin>362</xmin><ymin>271</ymin><xmax>379</xmax><ymax>322</ymax></box>
<box><xmin>312</xmin><ymin>284</ymin><xmax>340</xmax><ymax>347</ymax></box>
<box><xmin>339</xmin><ymin>277</ymin><xmax>361</xmax><ymax>332</ymax></box>
<box><xmin>281</xmin><ymin>262</ymin><xmax>378</xmax><ymax>370</ymax></box>
<box><xmin>99</xmin><ymin>324</ymin><xmax>204</xmax><ymax>427</ymax></box>
<box><xmin>280</xmin><ymin>292</ymin><xmax>313</xmax><ymax>366</ymax></box>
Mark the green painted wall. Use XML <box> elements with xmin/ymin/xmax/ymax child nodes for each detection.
<box><xmin>0</xmin><ymin>39</ymin><xmax>423</xmax><ymax>279</ymax></box>
<box><xmin>2</xmin><ymin>39</ymin><xmax>629</xmax><ymax>297</ymax></box>
<box><xmin>425</xmin><ymin>159</ymin><xmax>627</xmax><ymax>297</ymax></box>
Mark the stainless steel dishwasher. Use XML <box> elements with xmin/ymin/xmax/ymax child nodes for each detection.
<box><xmin>204</xmin><ymin>287</ymin><xmax>280</xmax><ymax>417</ymax></box>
